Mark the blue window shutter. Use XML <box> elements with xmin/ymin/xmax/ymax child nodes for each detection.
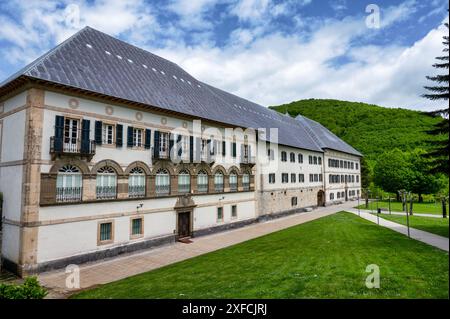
<box><xmin>116</xmin><ymin>124</ymin><xmax>123</xmax><ymax>147</ymax></box>
<box><xmin>81</xmin><ymin>119</ymin><xmax>90</xmax><ymax>154</ymax></box>
<box><xmin>145</xmin><ymin>129</ymin><xmax>151</xmax><ymax>149</ymax></box>
<box><xmin>222</xmin><ymin>141</ymin><xmax>226</xmax><ymax>156</ymax></box>
<box><xmin>169</xmin><ymin>134</ymin><xmax>175</xmax><ymax>159</ymax></box>
<box><xmin>54</xmin><ymin>115</ymin><xmax>64</xmax><ymax>152</ymax></box>
<box><xmin>153</xmin><ymin>130</ymin><xmax>160</xmax><ymax>158</ymax></box>
<box><xmin>127</xmin><ymin>126</ymin><xmax>133</xmax><ymax>147</ymax></box>
<box><xmin>95</xmin><ymin>121</ymin><xmax>102</xmax><ymax>145</ymax></box>
<box><xmin>189</xmin><ymin>136</ymin><xmax>194</xmax><ymax>162</ymax></box>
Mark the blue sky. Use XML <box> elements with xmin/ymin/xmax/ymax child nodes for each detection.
<box><xmin>0</xmin><ymin>0</ymin><xmax>448</xmax><ymax>110</ymax></box>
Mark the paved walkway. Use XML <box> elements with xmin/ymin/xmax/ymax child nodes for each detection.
<box><xmin>356</xmin><ymin>208</ymin><xmax>445</xmax><ymax>218</ymax></box>
<box><xmin>38</xmin><ymin>201</ymin><xmax>357</xmax><ymax>298</ymax></box>
<box><xmin>347</xmin><ymin>209</ymin><xmax>449</xmax><ymax>252</ymax></box>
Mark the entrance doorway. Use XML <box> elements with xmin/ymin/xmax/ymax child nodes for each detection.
<box><xmin>177</xmin><ymin>211</ymin><xmax>191</xmax><ymax>238</ymax></box>
<box><xmin>317</xmin><ymin>190</ymin><xmax>325</xmax><ymax>207</ymax></box>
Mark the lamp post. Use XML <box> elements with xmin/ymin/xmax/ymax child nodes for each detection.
<box><xmin>368</xmin><ymin>190</ymin><xmax>372</xmax><ymax>214</ymax></box>
<box><xmin>398</xmin><ymin>190</ymin><xmax>410</xmax><ymax>238</ymax></box>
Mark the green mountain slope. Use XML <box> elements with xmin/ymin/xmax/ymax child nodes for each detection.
<box><xmin>270</xmin><ymin>99</ymin><xmax>444</xmax><ymax>160</ymax></box>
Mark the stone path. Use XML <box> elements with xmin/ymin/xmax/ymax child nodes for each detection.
<box><xmin>347</xmin><ymin>209</ymin><xmax>449</xmax><ymax>252</ymax></box>
<box><xmin>38</xmin><ymin>201</ymin><xmax>357</xmax><ymax>298</ymax></box>
<box><xmin>356</xmin><ymin>208</ymin><xmax>445</xmax><ymax>219</ymax></box>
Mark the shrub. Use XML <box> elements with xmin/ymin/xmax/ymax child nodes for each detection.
<box><xmin>0</xmin><ymin>276</ymin><xmax>48</xmax><ymax>299</ymax></box>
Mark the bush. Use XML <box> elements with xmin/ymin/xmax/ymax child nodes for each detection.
<box><xmin>0</xmin><ymin>276</ymin><xmax>48</xmax><ymax>299</ymax></box>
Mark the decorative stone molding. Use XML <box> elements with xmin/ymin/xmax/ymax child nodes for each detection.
<box><xmin>124</xmin><ymin>161</ymin><xmax>151</xmax><ymax>175</ymax></box>
<box><xmin>117</xmin><ymin>177</ymin><xmax>129</xmax><ymax>199</ymax></box>
<box><xmin>135</xmin><ymin>112</ymin><xmax>143</xmax><ymax>121</ymax></box>
<box><xmin>161</xmin><ymin>117</ymin><xmax>167</xmax><ymax>125</ymax></box>
<box><xmin>91</xmin><ymin>159</ymin><xmax>124</xmax><ymax>175</ymax></box>
<box><xmin>68</xmin><ymin>98</ymin><xmax>79</xmax><ymax>109</ymax></box>
<box><xmin>105</xmin><ymin>105</ymin><xmax>114</xmax><ymax>115</ymax></box>
<box><xmin>49</xmin><ymin>158</ymin><xmax>91</xmax><ymax>175</ymax></box>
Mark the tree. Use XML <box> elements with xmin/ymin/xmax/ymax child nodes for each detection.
<box><xmin>408</xmin><ymin>149</ymin><xmax>442</xmax><ymax>202</ymax></box>
<box><xmin>373</xmin><ymin>149</ymin><xmax>413</xmax><ymax>200</ymax></box>
<box><xmin>422</xmin><ymin>21</ymin><xmax>449</xmax><ymax>175</ymax></box>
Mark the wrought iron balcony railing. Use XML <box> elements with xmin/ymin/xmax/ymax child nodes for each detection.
<box><xmin>56</xmin><ymin>187</ymin><xmax>82</xmax><ymax>203</ymax></box>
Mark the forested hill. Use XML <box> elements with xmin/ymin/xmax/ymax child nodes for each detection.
<box><xmin>270</xmin><ymin>99</ymin><xmax>443</xmax><ymax>160</ymax></box>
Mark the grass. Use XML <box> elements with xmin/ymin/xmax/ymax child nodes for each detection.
<box><xmin>356</xmin><ymin>200</ymin><xmax>448</xmax><ymax>215</ymax></box>
<box><xmin>71</xmin><ymin>212</ymin><xmax>449</xmax><ymax>299</ymax></box>
<box><xmin>371</xmin><ymin>213</ymin><xmax>449</xmax><ymax>238</ymax></box>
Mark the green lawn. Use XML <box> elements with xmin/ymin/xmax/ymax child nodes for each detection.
<box><xmin>72</xmin><ymin>212</ymin><xmax>449</xmax><ymax>299</ymax></box>
<box><xmin>356</xmin><ymin>200</ymin><xmax>448</xmax><ymax>215</ymax></box>
<box><xmin>372</xmin><ymin>213</ymin><xmax>449</xmax><ymax>238</ymax></box>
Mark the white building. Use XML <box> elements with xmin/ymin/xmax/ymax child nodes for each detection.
<box><xmin>0</xmin><ymin>27</ymin><xmax>361</xmax><ymax>276</ymax></box>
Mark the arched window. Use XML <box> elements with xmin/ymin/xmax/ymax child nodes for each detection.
<box><xmin>96</xmin><ymin>166</ymin><xmax>117</xmax><ymax>199</ymax></box>
<box><xmin>318</xmin><ymin>157</ymin><xmax>322</xmax><ymax>165</ymax></box>
<box><xmin>281</xmin><ymin>151</ymin><xmax>287</xmax><ymax>162</ymax></box>
<box><xmin>155</xmin><ymin>169</ymin><xmax>170</xmax><ymax>196</ymax></box>
<box><xmin>242</xmin><ymin>173</ymin><xmax>250</xmax><ymax>191</ymax></box>
<box><xmin>298</xmin><ymin>153</ymin><xmax>303</xmax><ymax>163</ymax></box>
<box><xmin>229</xmin><ymin>172</ymin><xmax>238</xmax><ymax>191</ymax></box>
<box><xmin>178</xmin><ymin>170</ymin><xmax>191</xmax><ymax>194</ymax></box>
<box><xmin>197</xmin><ymin>170</ymin><xmax>208</xmax><ymax>193</ymax></box>
<box><xmin>56</xmin><ymin>165</ymin><xmax>82</xmax><ymax>202</ymax></box>
<box><xmin>129</xmin><ymin>167</ymin><xmax>145</xmax><ymax>198</ymax></box>
<box><xmin>290</xmin><ymin>152</ymin><xmax>295</xmax><ymax>163</ymax></box>
<box><xmin>214</xmin><ymin>171</ymin><xmax>224</xmax><ymax>192</ymax></box>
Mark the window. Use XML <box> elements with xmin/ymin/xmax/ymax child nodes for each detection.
<box><xmin>229</xmin><ymin>172</ymin><xmax>238</xmax><ymax>191</ymax></box>
<box><xmin>319</xmin><ymin>174</ymin><xmax>323</xmax><ymax>182</ymax></box>
<box><xmin>102</xmin><ymin>123</ymin><xmax>115</xmax><ymax>145</ymax></box>
<box><xmin>217</xmin><ymin>207</ymin><xmax>224</xmax><ymax>222</ymax></box>
<box><xmin>133</xmin><ymin>128</ymin><xmax>143</xmax><ymax>147</ymax></box>
<box><xmin>181</xmin><ymin>135</ymin><xmax>189</xmax><ymax>159</ymax></box>
<box><xmin>197</xmin><ymin>170</ymin><xmax>208</xmax><ymax>193</ymax></box>
<box><xmin>64</xmin><ymin>118</ymin><xmax>79</xmax><ymax>151</ymax></box>
<box><xmin>281</xmin><ymin>151</ymin><xmax>287</xmax><ymax>162</ymax></box>
<box><xmin>98</xmin><ymin>222</ymin><xmax>113</xmax><ymax>244</ymax></box>
<box><xmin>341</xmin><ymin>191</ymin><xmax>345</xmax><ymax>198</ymax></box>
<box><xmin>96</xmin><ymin>166</ymin><xmax>117</xmax><ymax>199</ymax></box>
<box><xmin>330</xmin><ymin>193</ymin><xmax>334</xmax><ymax>200</ymax></box>
<box><xmin>314</xmin><ymin>174</ymin><xmax>318</xmax><ymax>182</ymax></box>
<box><xmin>281</xmin><ymin>173</ymin><xmax>289</xmax><ymax>183</ymax></box>
<box><xmin>313</xmin><ymin>156</ymin><xmax>318</xmax><ymax>165</ymax></box>
<box><xmin>318</xmin><ymin>157</ymin><xmax>322</xmax><ymax>165</ymax></box>
<box><xmin>155</xmin><ymin>169</ymin><xmax>170</xmax><ymax>196</ymax></box>
<box><xmin>291</xmin><ymin>197</ymin><xmax>298</xmax><ymax>207</ymax></box>
<box><xmin>269</xmin><ymin>173</ymin><xmax>276</xmax><ymax>184</ymax></box>
<box><xmin>298</xmin><ymin>153</ymin><xmax>303</xmax><ymax>163</ymax></box>
<box><xmin>291</xmin><ymin>173</ymin><xmax>296</xmax><ymax>183</ymax></box>
<box><xmin>129</xmin><ymin>167</ymin><xmax>145</xmax><ymax>198</ymax></box>
<box><xmin>309</xmin><ymin>174</ymin><xmax>313</xmax><ymax>182</ymax></box>
<box><xmin>231</xmin><ymin>205</ymin><xmax>237</xmax><ymax>219</ymax></box>
<box><xmin>337</xmin><ymin>192</ymin><xmax>341</xmax><ymax>199</ymax></box>
<box><xmin>201</xmin><ymin>139</ymin><xmax>209</xmax><ymax>159</ymax></box>
<box><xmin>298</xmin><ymin>174</ymin><xmax>305</xmax><ymax>183</ymax></box>
<box><xmin>178</xmin><ymin>170</ymin><xmax>191</xmax><ymax>194</ymax></box>
<box><xmin>131</xmin><ymin>218</ymin><xmax>143</xmax><ymax>237</ymax></box>
<box><xmin>267</xmin><ymin>149</ymin><xmax>274</xmax><ymax>161</ymax></box>
<box><xmin>340</xmin><ymin>160</ymin><xmax>343</xmax><ymax>168</ymax></box>
<box><xmin>344</xmin><ymin>161</ymin><xmax>348</xmax><ymax>169</ymax></box>
<box><xmin>242</xmin><ymin>173</ymin><xmax>250</xmax><ymax>191</ymax></box>
<box><xmin>356</xmin><ymin>175</ymin><xmax>360</xmax><ymax>183</ymax></box>
<box><xmin>290</xmin><ymin>152</ymin><xmax>295</xmax><ymax>163</ymax></box>
<box><xmin>309</xmin><ymin>155</ymin><xmax>313</xmax><ymax>164</ymax></box>
<box><xmin>356</xmin><ymin>163</ymin><xmax>359</xmax><ymax>170</ymax></box>
<box><xmin>56</xmin><ymin>165</ymin><xmax>82</xmax><ymax>202</ymax></box>
<box><xmin>214</xmin><ymin>172</ymin><xmax>224</xmax><ymax>192</ymax></box>
<box><xmin>159</xmin><ymin>132</ymin><xmax>170</xmax><ymax>158</ymax></box>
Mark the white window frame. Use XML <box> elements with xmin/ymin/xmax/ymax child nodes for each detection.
<box><xmin>102</xmin><ymin>123</ymin><xmax>115</xmax><ymax>145</ymax></box>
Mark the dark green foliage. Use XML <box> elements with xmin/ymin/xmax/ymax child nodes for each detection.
<box><xmin>422</xmin><ymin>22</ymin><xmax>449</xmax><ymax>175</ymax></box>
<box><xmin>0</xmin><ymin>277</ymin><xmax>48</xmax><ymax>299</ymax></box>
<box><xmin>270</xmin><ymin>99</ymin><xmax>444</xmax><ymax>161</ymax></box>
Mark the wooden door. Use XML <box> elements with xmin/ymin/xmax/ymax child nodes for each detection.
<box><xmin>178</xmin><ymin>212</ymin><xmax>191</xmax><ymax>238</ymax></box>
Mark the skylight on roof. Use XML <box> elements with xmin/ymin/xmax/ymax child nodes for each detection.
<box><xmin>105</xmin><ymin>51</ymin><xmax>111</xmax><ymax>55</ymax></box>
<box><xmin>173</xmin><ymin>75</ymin><xmax>177</xmax><ymax>80</ymax></box>
<box><xmin>160</xmin><ymin>71</ymin><xmax>165</xmax><ymax>75</ymax></box>
<box><xmin>152</xmin><ymin>68</ymin><xmax>157</xmax><ymax>72</ymax></box>
<box><xmin>86</xmin><ymin>44</ymin><xmax>92</xmax><ymax>48</ymax></box>
<box><xmin>187</xmin><ymin>81</ymin><xmax>191</xmax><ymax>85</ymax></box>
<box><xmin>143</xmin><ymin>64</ymin><xmax>148</xmax><ymax>69</ymax></box>
<box><xmin>197</xmin><ymin>84</ymin><xmax>201</xmax><ymax>88</ymax></box>
<box><xmin>116</xmin><ymin>55</ymin><xmax>122</xmax><ymax>59</ymax></box>
<box><xmin>180</xmin><ymin>78</ymin><xmax>185</xmax><ymax>82</ymax></box>
<box><xmin>127</xmin><ymin>59</ymin><xmax>133</xmax><ymax>63</ymax></box>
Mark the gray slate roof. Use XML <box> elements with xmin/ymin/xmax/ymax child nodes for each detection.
<box><xmin>295</xmin><ymin>115</ymin><xmax>362</xmax><ymax>156</ymax></box>
<box><xmin>0</xmin><ymin>26</ymin><xmax>361</xmax><ymax>156</ymax></box>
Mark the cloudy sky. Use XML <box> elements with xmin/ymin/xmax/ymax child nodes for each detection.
<box><xmin>0</xmin><ymin>0</ymin><xmax>448</xmax><ymax>111</ymax></box>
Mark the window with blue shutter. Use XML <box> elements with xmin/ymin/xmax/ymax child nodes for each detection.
<box><xmin>153</xmin><ymin>130</ymin><xmax>160</xmax><ymax>158</ymax></box>
<box><xmin>189</xmin><ymin>136</ymin><xmax>194</xmax><ymax>163</ymax></box>
<box><xmin>222</xmin><ymin>141</ymin><xmax>226</xmax><ymax>156</ymax></box>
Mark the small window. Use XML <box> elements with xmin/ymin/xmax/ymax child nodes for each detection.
<box><xmin>102</xmin><ymin>123</ymin><xmax>115</xmax><ymax>145</ymax></box>
<box><xmin>133</xmin><ymin>128</ymin><xmax>143</xmax><ymax>147</ymax></box>
<box><xmin>282</xmin><ymin>173</ymin><xmax>289</xmax><ymax>183</ymax></box>
<box><xmin>319</xmin><ymin>174</ymin><xmax>323</xmax><ymax>182</ymax></box>
<box><xmin>291</xmin><ymin>197</ymin><xmax>298</xmax><ymax>207</ymax></box>
<box><xmin>281</xmin><ymin>151</ymin><xmax>287</xmax><ymax>162</ymax></box>
<box><xmin>318</xmin><ymin>157</ymin><xmax>322</xmax><ymax>165</ymax></box>
<box><xmin>309</xmin><ymin>174</ymin><xmax>313</xmax><ymax>182</ymax></box>
<box><xmin>99</xmin><ymin>222</ymin><xmax>113</xmax><ymax>244</ymax></box>
<box><xmin>267</xmin><ymin>149</ymin><xmax>275</xmax><ymax>161</ymax></box>
<box><xmin>131</xmin><ymin>218</ymin><xmax>143</xmax><ymax>237</ymax></box>
<box><xmin>330</xmin><ymin>193</ymin><xmax>334</xmax><ymax>200</ymax></box>
<box><xmin>298</xmin><ymin>153</ymin><xmax>303</xmax><ymax>163</ymax></box>
<box><xmin>356</xmin><ymin>175</ymin><xmax>360</xmax><ymax>183</ymax></box>
<box><xmin>231</xmin><ymin>205</ymin><xmax>237</xmax><ymax>219</ymax></box>
<box><xmin>313</xmin><ymin>156</ymin><xmax>318</xmax><ymax>165</ymax></box>
<box><xmin>217</xmin><ymin>207</ymin><xmax>224</xmax><ymax>222</ymax></box>
<box><xmin>309</xmin><ymin>155</ymin><xmax>313</xmax><ymax>164</ymax></box>
<box><xmin>269</xmin><ymin>173</ymin><xmax>276</xmax><ymax>184</ymax></box>
<box><xmin>290</xmin><ymin>152</ymin><xmax>295</xmax><ymax>163</ymax></box>
<box><xmin>356</xmin><ymin>163</ymin><xmax>359</xmax><ymax>170</ymax></box>
<box><xmin>298</xmin><ymin>174</ymin><xmax>304</xmax><ymax>183</ymax></box>
<box><xmin>291</xmin><ymin>173</ymin><xmax>296</xmax><ymax>183</ymax></box>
